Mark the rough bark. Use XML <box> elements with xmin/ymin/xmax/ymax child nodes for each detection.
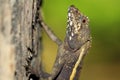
<box><xmin>0</xmin><ymin>0</ymin><xmax>42</xmax><ymax>80</ymax></box>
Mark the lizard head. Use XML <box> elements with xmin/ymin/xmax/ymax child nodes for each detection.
<box><xmin>66</xmin><ymin>5</ymin><xmax>91</xmax><ymax>51</ymax></box>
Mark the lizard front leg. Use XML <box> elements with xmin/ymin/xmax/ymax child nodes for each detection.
<box><xmin>39</xmin><ymin>9</ymin><xmax>65</xmax><ymax>80</ymax></box>
<box><xmin>39</xmin><ymin>13</ymin><xmax>62</xmax><ymax>46</ymax></box>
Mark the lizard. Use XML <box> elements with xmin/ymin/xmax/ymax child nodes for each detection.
<box><xmin>39</xmin><ymin>5</ymin><xmax>91</xmax><ymax>80</ymax></box>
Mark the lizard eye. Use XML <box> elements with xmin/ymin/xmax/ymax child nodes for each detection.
<box><xmin>82</xmin><ymin>16</ymin><xmax>89</xmax><ymax>24</ymax></box>
<box><xmin>79</xmin><ymin>16</ymin><xmax>87</xmax><ymax>24</ymax></box>
<box><xmin>82</xmin><ymin>19</ymin><xmax>86</xmax><ymax>23</ymax></box>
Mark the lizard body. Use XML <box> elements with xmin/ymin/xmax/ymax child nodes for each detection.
<box><xmin>40</xmin><ymin>5</ymin><xmax>91</xmax><ymax>80</ymax></box>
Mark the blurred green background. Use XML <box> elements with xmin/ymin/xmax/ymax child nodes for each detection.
<box><xmin>41</xmin><ymin>0</ymin><xmax>120</xmax><ymax>80</ymax></box>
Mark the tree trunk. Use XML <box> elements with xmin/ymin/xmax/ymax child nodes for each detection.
<box><xmin>0</xmin><ymin>0</ymin><xmax>42</xmax><ymax>80</ymax></box>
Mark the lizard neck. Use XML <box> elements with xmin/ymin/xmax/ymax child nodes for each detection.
<box><xmin>63</xmin><ymin>37</ymin><xmax>80</xmax><ymax>53</ymax></box>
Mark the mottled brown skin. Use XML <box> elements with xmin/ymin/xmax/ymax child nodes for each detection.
<box><xmin>48</xmin><ymin>5</ymin><xmax>91</xmax><ymax>80</ymax></box>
